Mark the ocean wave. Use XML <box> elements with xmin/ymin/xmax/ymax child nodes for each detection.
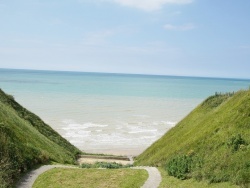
<box><xmin>63</xmin><ymin>130</ymin><xmax>91</xmax><ymax>139</ymax></box>
<box><xmin>129</xmin><ymin>129</ymin><xmax>158</xmax><ymax>134</ymax></box>
<box><xmin>60</xmin><ymin>119</ymin><xmax>176</xmax><ymax>150</ymax></box>
<box><xmin>162</xmin><ymin>121</ymin><xmax>176</xmax><ymax>126</ymax></box>
<box><xmin>62</xmin><ymin>119</ymin><xmax>109</xmax><ymax>129</ymax></box>
<box><xmin>132</xmin><ymin>114</ymin><xmax>150</xmax><ymax>118</ymax></box>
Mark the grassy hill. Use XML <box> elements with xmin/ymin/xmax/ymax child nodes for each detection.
<box><xmin>135</xmin><ymin>90</ymin><xmax>250</xmax><ymax>187</ymax></box>
<box><xmin>0</xmin><ymin>89</ymin><xmax>81</xmax><ymax>187</ymax></box>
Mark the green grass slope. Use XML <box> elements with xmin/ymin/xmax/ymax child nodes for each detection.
<box><xmin>135</xmin><ymin>90</ymin><xmax>250</xmax><ymax>187</ymax></box>
<box><xmin>0</xmin><ymin>89</ymin><xmax>81</xmax><ymax>187</ymax></box>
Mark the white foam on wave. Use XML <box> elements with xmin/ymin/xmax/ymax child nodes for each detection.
<box><xmin>59</xmin><ymin>119</ymin><xmax>177</xmax><ymax>150</ymax></box>
<box><xmin>164</xmin><ymin>121</ymin><xmax>177</xmax><ymax>126</ymax></box>
<box><xmin>140</xmin><ymin>136</ymin><xmax>157</xmax><ymax>139</ymax></box>
<box><xmin>133</xmin><ymin>114</ymin><xmax>150</xmax><ymax>118</ymax></box>
<box><xmin>129</xmin><ymin>129</ymin><xmax>157</xmax><ymax>134</ymax></box>
<box><xmin>64</xmin><ymin>130</ymin><xmax>91</xmax><ymax>138</ymax></box>
<box><xmin>83</xmin><ymin>122</ymin><xmax>109</xmax><ymax>128</ymax></box>
<box><xmin>152</xmin><ymin>121</ymin><xmax>176</xmax><ymax>126</ymax></box>
<box><xmin>127</xmin><ymin>122</ymin><xmax>158</xmax><ymax>135</ymax></box>
<box><xmin>89</xmin><ymin>133</ymin><xmax>132</xmax><ymax>144</ymax></box>
<box><xmin>60</xmin><ymin>119</ymin><xmax>110</xmax><ymax>145</ymax></box>
<box><xmin>86</xmin><ymin>133</ymin><xmax>159</xmax><ymax>148</ymax></box>
<box><xmin>62</xmin><ymin>119</ymin><xmax>109</xmax><ymax>130</ymax></box>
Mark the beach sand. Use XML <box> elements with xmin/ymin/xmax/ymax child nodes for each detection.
<box><xmin>78</xmin><ymin>148</ymin><xmax>138</xmax><ymax>165</ymax></box>
<box><xmin>78</xmin><ymin>158</ymin><xmax>132</xmax><ymax>165</ymax></box>
<box><xmin>83</xmin><ymin>148</ymin><xmax>144</xmax><ymax>156</ymax></box>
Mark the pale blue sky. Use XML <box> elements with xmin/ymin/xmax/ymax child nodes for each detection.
<box><xmin>0</xmin><ymin>0</ymin><xmax>250</xmax><ymax>78</ymax></box>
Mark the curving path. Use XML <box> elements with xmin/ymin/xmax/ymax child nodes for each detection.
<box><xmin>16</xmin><ymin>165</ymin><xmax>79</xmax><ymax>188</ymax></box>
<box><xmin>132</xmin><ymin>167</ymin><xmax>162</xmax><ymax>188</ymax></box>
<box><xmin>16</xmin><ymin>165</ymin><xmax>162</xmax><ymax>188</ymax></box>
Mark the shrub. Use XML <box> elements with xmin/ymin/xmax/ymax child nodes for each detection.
<box><xmin>0</xmin><ymin>158</ymin><xmax>13</xmax><ymax>188</ymax></box>
<box><xmin>202</xmin><ymin>93</ymin><xmax>233</xmax><ymax>109</ymax></box>
<box><xmin>81</xmin><ymin>163</ymin><xmax>92</xmax><ymax>168</ymax></box>
<box><xmin>166</xmin><ymin>155</ymin><xmax>193</xmax><ymax>180</ymax></box>
<box><xmin>166</xmin><ymin>154</ymin><xmax>202</xmax><ymax>180</ymax></box>
<box><xmin>227</xmin><ymin>134</ymin><xmax>247</xmax><ymax>152</ymax></box>
<box><xmin>234</xmin><ymin>168</ymin><xmax>250</xmax><ymax>188</ymax></box>
<box><xmin>80</xmin><ymin>162</ymin><xmax>133</xmax><ymax>169</ymax></box>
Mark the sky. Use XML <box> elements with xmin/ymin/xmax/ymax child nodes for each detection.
<box><xmin>0</xmin><ymin>0</ymin><xmax>250</xmax><ymax>78</ymax></box>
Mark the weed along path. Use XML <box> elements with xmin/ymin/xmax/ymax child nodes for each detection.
<box><xmin>16</xmin><ymin>156</ymin><xmax>162</xmax><ymax>188</ymax></box>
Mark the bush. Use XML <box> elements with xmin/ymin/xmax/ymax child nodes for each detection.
<box><xmin>166</xmin><ymin>155</ymin><xmax>193</xmax><ymax>180</ymax></box>
<box><xmin>80</xmin><ymin>162</ymin><xmax>133</xmax><ymax>169</ymax></box>
<box><xmin>227</xmin><ymin>134</ymin><xmax>247</xmax><ymax>152</ymax></box>
<box><xmin>202</xmin><ymin>93</ymin><xmax>233</xmax><ymax>109</ymax></box>
<box><xmin>0</xmin><ymin>158</ymin><xmax>12</xmax><ymax>188</ymax></box>
<box><xmin>234</xmin><ymin>168</ymin><xmax>250</xmax><ymax>188</ymax></box>
<box><xmin>81</xmin><ymin>163</ymin><xmax>92</xmax><ymax>168</ymax></box>
<box><xmin>166</xmin><ymin>154</ymin><xmax>202</xmax><ymax>180</ymax></box>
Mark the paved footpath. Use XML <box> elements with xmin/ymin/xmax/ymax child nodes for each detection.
<box><xmin>16</xmin><ymin>165</ymin><xmax>79</xmax><ymax>188</ymax></box>
<box><xmin>132</xmin><ymin>167</ymin><xmax>162</xmax><ymax>188</ymax></box>
<box><xmin>17</xmin><ymin>165</ymin><xmax>162</xmax><ymax>188</ymax></box>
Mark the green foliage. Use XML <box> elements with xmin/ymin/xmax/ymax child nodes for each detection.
<box><xmin>227</xmin><ymin>134</ymin><xmax>248</xmax><ymax>152</ymax></box>
<box><xmin>158</xmin><ymin>167</ymin><xmax>239</xmax><ymax>188</ymax></box>
<box><xmin>81</xmin><ymin>162</ymin><xmax>133</xmax><ymax>169</ymax></box>
<box><xmin>0</xmin><ymin>89</ymin><xmax>81</xmax><ymax>157</ymax></box>
<box><xmin>0</xmin><ymin>89</ymin><xmax>81</xmax><ymax>187</ymax></box>
<box><xmin>234</xmin><ymin>168</ymin><xmax>250</xmax><ymax>188</ymax></box>
<box><xmin>165</xmin><ymin>153</ymin><xmax>202</xmax><ymax>180</ymax></box>
<box><xmin>136</xmin><ymin>90</ymin><xmax>250</xmax><ymax>187</ymax></box>
<box><xmin>202</xmin><ymin>92</ymin><xmax>234</xmax><ymax>109</ymax></box>
<box><xmin>80</xmin><ymin>163</ymin><xmax>92</xmax><ymax>168</ymax></box>
<box><xmin>166</xmin><ymin>153</ymin><xmax>202</xmax><ymax>180</ymax></box>
<box><xmin>166</xmin><ymin>155</ymin><xmax>193</xmax><ymax>180</ymax></box>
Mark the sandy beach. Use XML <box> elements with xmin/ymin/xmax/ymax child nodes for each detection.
<box><xmin>83</xmin><ymin>148</ymin><xmax>144</xmax><ymax>156</ymax></box>
<box><xmin>77</xmin><ymin>154</ymin><xmax>134</xmax><ymax>165</ymax></box>
<box><xmin>78</xmin><ymin>158</ymin><xmax>132</xmax><ymax>165</ymax></box>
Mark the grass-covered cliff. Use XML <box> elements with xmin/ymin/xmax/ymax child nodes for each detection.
<box><xmin>0</xmin><ymin>89</ymin><xmax>81</xmax><ymax>187</ymax></box>
<box><xmin>135</xmin><ymin>90</ymin><xmax>250</xmax><ymax>187</ymax></box>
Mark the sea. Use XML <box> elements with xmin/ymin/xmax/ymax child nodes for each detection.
<box><xmin>0</xmin><ymin>68</ymin><xmax>249</xmax><ymax>155</ymax></box>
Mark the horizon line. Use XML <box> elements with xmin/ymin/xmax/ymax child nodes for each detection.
<box><xmin>0</xmin><ymin>67</ymin><xmax>250</xmax><ymax>81</ymax></box>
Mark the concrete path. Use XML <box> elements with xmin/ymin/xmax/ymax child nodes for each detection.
<box><xmin>16</xmin><ymin>165</ymin><xmax>79</xmax><ymax>188</ymax></box>
<box><xmin>16</xmin><ymin>165</ymin><xmax>162</xmax><ymax>188</ymax></box>
<box><xmin>132</xmin><ymin>167</ymin><xmax>162</xmax><ymax>188</ymax></box>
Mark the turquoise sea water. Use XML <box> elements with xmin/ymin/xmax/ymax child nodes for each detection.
<box><xmin>0</xmin><ymin>68</ymin><xmax>249</xmax><ymax>155</ymax></box>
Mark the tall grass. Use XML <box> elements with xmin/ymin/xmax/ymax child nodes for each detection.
<box><xmin>0</xmin><ymin>89</ymin><xmax>81</xmax><ymax>187</ymax></box>
<box><xmin>136</xmin><ymin>90</ymin><xmax>250</xmax><ymax>187</ymax></box>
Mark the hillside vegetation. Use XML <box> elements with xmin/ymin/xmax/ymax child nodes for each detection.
<box><xmin>136</xmin><ymin>90</ymin><xmax>250</xmax><ymax>187</ymax></box>
<box><xmin>0</xmin><ymin>89</ymin><xmax>81</xmax><ymax>187</ymax></box>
